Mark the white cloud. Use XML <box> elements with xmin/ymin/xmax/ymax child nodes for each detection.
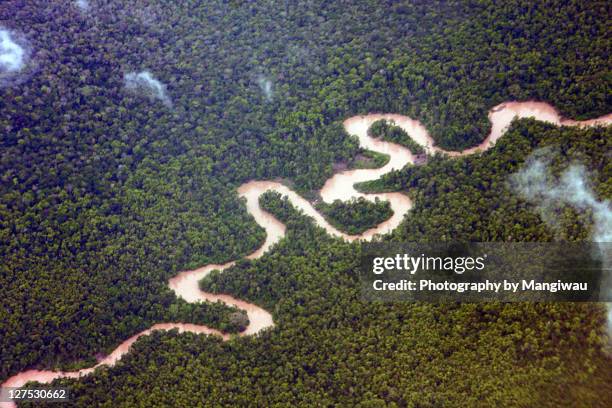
<box><xmin>0</xmin><ymin>29</ymin><xmax>25</xmax><ymax>73</ymax></box>
<box><xmin>124</xmin><ymin>71</ymin><xmax>172</xmax><ymax>107</ymax></box>
<box><xmin>257</xmin><ymin>75</ymin><xmax>273</xmax><ymax>102</ymax></box>
<box><xmin>75</xmin><ymin>0</ymin><xmax>90</xmax><ymax>11</ymax></box>
<box><xmin>510</xmin><ymin>149</ymin><xmax>612</xmax><ymax>343</ymax></box>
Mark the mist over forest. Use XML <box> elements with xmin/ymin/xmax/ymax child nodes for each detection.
<box><xmin>0</xmin><ymin>1</ymin><xmax>610</xmax><ymax>407</ymax></box>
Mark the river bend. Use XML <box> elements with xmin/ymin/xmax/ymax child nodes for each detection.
<box><xmin>2</xmin><ymin>101</ymin><xmax>611</xmax><ymax>407</ymax></box>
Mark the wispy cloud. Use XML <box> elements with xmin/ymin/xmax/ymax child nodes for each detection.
<box><xmin>510</xmin><ymin>148</ymin><xmax>612</xmax><ymax>342</ymax></box>
<box><xmin>0</xmin><ymin>29</ymin><xmax>25</xmax><ymax>73</ymax></box>
<box><xmin>124</xmin><ymin>71</ymin><xmax>172</xmax><ymax>107</ymax></box>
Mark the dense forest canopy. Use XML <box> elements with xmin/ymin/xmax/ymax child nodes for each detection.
<box><xmin>368</xmin><ymin>119</ymin><xmax>425</xmax><ymax>155</ymax></box>
<box><xmin>1</xmin><ymin>0</ymin><xmax>611</xmax><ymax>406</ymax></box>
<box><xmin>315</xmin><ymin>196</ymin><xmax>394</xmax><ymax>235</ymax></box>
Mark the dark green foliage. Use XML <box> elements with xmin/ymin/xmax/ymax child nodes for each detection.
<box><xmin>1</xmin><ymin>0</ymin><xmax>611</xmax><ymax>406</ymax></box>
<box><xmin>33</xmin><ymin>126</ymin><xmax>612</xmax><ymax>405</ymax></box>
<box><xmin>348</xmin><ymin>149</ymin><xmax>390</xmax><ymax>169</ymax></box>
<box><xmin>315</xmin><ymin>196</ymin><xmax>393</xmax><ymax>235</ymax></box>
<box><xmin>368</xmin><ymin>119</ymin><xmax>425</xmax><ymax>155</ymax></box>
<box><xmin>372</xmin><ymin>120</ymin><xmax>611</xmax><ymax>243</ymax></box>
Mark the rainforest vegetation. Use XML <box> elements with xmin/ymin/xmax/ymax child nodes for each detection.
<box><xmin>25</xmin><ymin>121</ymin><xmax>612</xmax><ymax>407</ymax></box>
<box><xmin>348</xmin><ymin>149</ymin><xmax>390</xmax><ymax>169</ymax></box>
<box><xmin>368</xmin><ymin>119</ymin><xmax>426</xmax><ymax>155</ymax></box>
<box><xmin>315</xmin><ymin>196</ymin><xmax>393</xmax><ymax>235</ymax></box>
<box><xmin>1</xmin><ymin>0</ymin><xmax>611</xmax><ymax>406</ymax></box>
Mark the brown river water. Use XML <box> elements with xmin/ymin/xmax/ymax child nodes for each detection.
<box><xmin>2</xmin><ymin>101</ymin><xmax>611</xmax><ymax>406</ymax></box>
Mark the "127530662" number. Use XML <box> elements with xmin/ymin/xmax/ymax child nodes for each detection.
<box><xmin>1</xmin><ymin>387</ymin><xmax>70</xmax><ymax>402</ymax></box>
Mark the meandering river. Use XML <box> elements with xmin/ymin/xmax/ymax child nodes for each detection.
<box><xmin>2</xmin><ymin>101</ymin><xmax>611</xmax><ymax>407</ymax></box>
